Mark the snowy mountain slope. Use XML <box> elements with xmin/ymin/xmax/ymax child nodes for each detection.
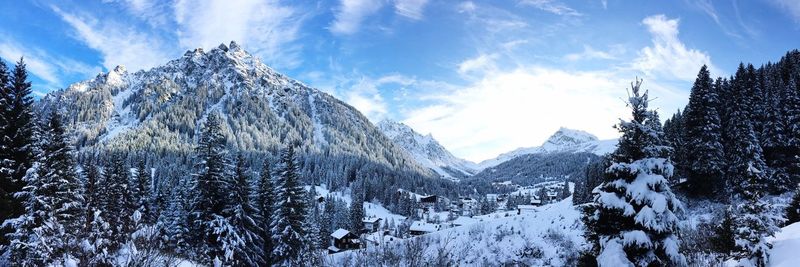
<box><xmin>39</xmin><ymin>41</ymin><xmax>434</xmax><ymax>177</ymax></box>
<box><xmin>477</xmin><ymin>127</ymin><xmax>617</xmax><ymax>169</ymax></box>
<box><xmin>377</xmin><ymin>119</ymin><xmax>478</xmax><ymax>180</ymax></box>
<box><xmin>330</xmin><ymin>197</ymin><xmax>586</xmax><ymax>266</ymax></box>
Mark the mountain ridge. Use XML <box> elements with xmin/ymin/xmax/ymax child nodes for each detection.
<box><xmin>477</xmin><ymin>127</ymin><xmax>617</xmax><ymax>169</ymax></box>
<box><xmin>39</xmin><ymin>41</ymin><xmax>438</xmax><ymax>181</ymax></box>
<box><xmin>377</xmin><ymin>119</ymin><xmax>478</xmax><ymax>181</ymax></box>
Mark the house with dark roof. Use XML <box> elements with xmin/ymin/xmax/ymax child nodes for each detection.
<box><xmin>328</xmin><ymin>228</ymin><xmax>360</xmax><ymax>254</ymax></box>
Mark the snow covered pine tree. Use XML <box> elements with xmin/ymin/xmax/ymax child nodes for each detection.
<box><xmin>190</xmin><ymin>112</ymin><xmax>237</xmax><ymax>265</ymax></box>
<box><xmin>6</xmin><ymin>112</ymin><xmax>84</xmax><ymax>266</ymax></box>
<box><xmin>585</xmin><ymin>79</ymin><xmax>687</xmax><ymax>266</ymax></box>
<box><xmin>733</xmin><ymin>164</ymin><xmax>781</xmax><ymax>266</ymax></box>
<box><xmin>270</xmin><ymin>146</ymin><xmax>309</xmax><ymax>266</ymax></box>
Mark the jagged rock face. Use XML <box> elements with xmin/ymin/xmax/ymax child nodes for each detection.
<box><xmin>39</xmin><ymin>42</ymin><xmax>432</xmax><ymax>176</ymax></box>
<box><xmin>377</xmin><ymin>120</ymin><xmax>477</xmax><ymax>180</ymax></box>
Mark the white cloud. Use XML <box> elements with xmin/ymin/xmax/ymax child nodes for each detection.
<box><xmin>343</xmin><ymin>76</ymin><xmax>392</xmax><ymax>122</ymax></box>
<box><xmin>394</xmin><ymin>0</ymin><xmax>429</xmax><ymax>20</ymax></box>
<box><xmin>103</xmin><ymin>0</ymin><xmax>171</xmax><ymax>27</ymax></box>
<box><xmin>52</xmin><ymin>0</ymin><xmax>305</xmax><ymax>77</ymax></box>
<box><xmin>519</xmin><ymin>0</ymin><xmax>581</xmax><ymax>16</ymax></box>
<box><xmin>457</xmin><ymin>1</ymin><xmax>477</xmax><ymax>13</ymax></box>
<box><xmin>330</xmin><ymin>0</ymin><xmax>384</xmax><ymax>35</ymax></box>
<box><xmin>771</xmin><ymin>0</ymin><xmax>800</xmax><ymax>24</ymax></box>
<box><xmin>633</xmin><ymin>14</ymin><xmax>717</xmax><ymax>81</ymax></box>
<box><xmin>457</xmin><ymin>53</ymin><xmax>498</xmax><ymax>76</ymax></box>
<box><xmin>0</xmin><ymin>38</ymin><xmax>100</xmax><ymax>89</ymax></box>
<box><xmin>563</xmin><ymin>45</ymin><xmax>619</xmax><ymax>61</ymax></box>
<box><xmin>52</xmin><ymin>6</ymin><xmax>173</xmax><ymax>72</ymax></box>
<box><xmin>401</xmin><ymin>15</ymin><xmax>707</xmax><ymax>162</ymax></box>
<box><xmin>173</xmin><ymin>0</ymin><xmax>304</xmax><ymax>69</ymax></box>
<box><xmin>403</xmin><ymin>67</ymin><xmax>634</xmax><ymax>162</ymax></box>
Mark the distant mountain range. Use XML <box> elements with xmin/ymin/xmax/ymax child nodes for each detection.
<box><xmin>476</xmin><ymin>127</ymin><xmax>617</xmax><ymax>169</ymax></box>
<box><xmin>376</xmin><ymin>122</ymin><xmax>617</xmax><ymax>182</ymax></box>
<box><xmin>376</xmin><ymin>120</ymin><xmax>478</xmax><ymax>181</ymax></box>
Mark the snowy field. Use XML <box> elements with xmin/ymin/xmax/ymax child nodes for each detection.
<box><xmin>328</xmin><ymin>197</ymin><xmax>585</xmax><ymax>266</ymax></box>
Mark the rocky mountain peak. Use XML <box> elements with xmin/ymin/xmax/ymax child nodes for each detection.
<box><xmin>542</xmin><ymin>127</ymin><xmax>599</xmax><ymax>147</ymax></box>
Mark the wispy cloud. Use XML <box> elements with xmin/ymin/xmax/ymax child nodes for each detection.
<box><xmin>0</xmin><ymin>37</ymin><xmax>100</xmax><ymax>91</ymax></box>
<box><xmin>457</xmin><ymin>53</ymin><xmax>498</xmax><ymax>76</ymax></box>
<box><xmin>633</xmin><ymin>14</ymin><xmax>718</xmax><ymax>81</ymax></box>
<box><xmin>52</xmin><ymin>5</ymin><xmax>174</xmax><ymax>72</ymax></box>
<box><xmin>563</xmin><ymin>45</ymin><xmax>620</xmax><ymax>61</ymax></box>
<box><xmin>102</xmin><ymin>0</ymin><xmax>172</xmax><ymax>28</ymax></box>
<box><xmin>394</xmin><ymin>0</ymin><xmax>430</xmax><ymax>20</ymax></box>
<box><xmin>770</xmin><ymin>0</ymin><xmax>800</xmax><ymax>25</ymax></box>
<box><xmin>51</xmin><ymin>0</ymin><xmax>306</xmax><ymax>75</ymax></box>
<box><xmin>173</xmin><ymin>0</ymin><xmax>305</xmax><ymax>69</ymax></box>
<box><xmin>518</xmin><ymin>0</ymin><xmax>581</xmax><ymax>16</ymax></box>
<box><xmin>330</xmin><ymin>0</ymin><xmax>384</xmax><ymax>35</ymax></box>
<box><xmin>694</xmin><ymin>0</ymin><xmax>752</xmax><ymax>40</ymax></box>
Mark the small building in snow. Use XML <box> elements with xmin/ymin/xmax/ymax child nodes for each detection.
<box><xmin>546</xmin><ymin>191</ymin><xmax>559</xmax><ymax>202</ymax></box>
<box><xmin>362</xmin><ymin>217</ymin><xmax>382</xmax><ymax>233</ymax></box>
<box><xmin>328</xmin><ymin>229</ymin><xmax>360</xmax><ymax>254</ymax></box>
<box><xmin>409</xmin><ymin>221</ymin><xmax>441</xmax><ymax>236</ymax></box>
<box><xmin>419</xmin><ymin>195</ymin><xmax>438</xmax><ymax>207</ymax></box>
<box><xmin>530</xmin><ymin>198</ymin><xmax>542</xmax><ymax>206</ymax></box>
<box><xmin>486</xmin><ymin>194</ymin><xmax>499</xmax><ymax>202</ymax></box>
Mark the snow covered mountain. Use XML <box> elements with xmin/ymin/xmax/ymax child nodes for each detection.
<box><xmin>477</xmin><ymin>127</ymin><xmax>617</xmax><ymax>169</ymax></box>
<box><xmin>377</xmin><ymin>119</ymin><xmax>477</xmax><ymax>181</ymax></box>
<box><xmin>39</xmin><ymin>41</ymin><xmax>434</xmax><ymax>179</ymax></box>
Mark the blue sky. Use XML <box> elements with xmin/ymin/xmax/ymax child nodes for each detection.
<box><xmin>1</xmin><ymin>0</ymin><xmax>799</xmax><ymax>162</ymax></box>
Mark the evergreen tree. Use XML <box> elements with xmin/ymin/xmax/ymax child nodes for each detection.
<box><xmin>733</xmin><ymin>164</ymin><xmax>781</xmax><ymax>266</ymax></box>
<box><xmin>782</xmin><ymin>78</ymin><xmax>800</xmax><ymax>184</ymax></box>
<box><xmin>349</xmin><ymin>181</ymin><xmax>365</xmax><ymax>234</ymax></box>
<box><xmin>255</xmin><ymin>159</ymin><xmax>274</xmax><ymax>266</ymax></box>
<box><xmin>560</xmin><ymin>181</ymin><xmax>570</xmax><ymax>199</ymax></box>
<box><xmin>663</xmin><ymin>109</ymin><xmax>687</xmax><ymax>181</ymax></box>
<box><xmin>574</xmin><ymin>158</ymin><xmax>607</xmax><ymax>205</ymax></box>
<box><xmin>684</xmin><ymin>65</ymin><xmax>726</xmax><ymax>198</ymax></box>
<box><xmin>160</xmin><ymin>185</ymin><xmax>190</xmax><ymax>256</ymax></box>
<box><xmin>270</xmin><ymin>146</ymin><xmax>309</xmax><ymax>266</ymax></box>
<box><xmin>724</xmin><ymin>69</ymin><xmax>770</xmax><ymax>194</ymax></box>
<box><xmin>82</xmin><ymin>156</ymin><xmax>103</xmax><ymax>224</ymax></box>
<box><xmin>786</xmin><ymin>185</ymin><xmax>800</xmax><ymax>225</ymax></box>
<box><xmin>305</xmin><ymin>185</ymin><xmax>321</xmax><ymax>248</ymax></box>
<box><xmin>225</xmin><ymin>154</ymin><xmax>263</xmax><ymax>266</ymax></box>
<box><xmin>79</xmin><ymin>155</ymin><xmax>114</xmax><ymax>265</ymax></box>
<box><xmin>103</xmin><ymin>152</ymin><xmax>134</xmax><ymax>247</ymax></box>
<box><xmin>536</xmin><ymin>187</ymin><xmax>547</xmax><ymax>204</ymax></box>
<box><xmin>586</xmin><ymin>79</ymin><xmax>686</xmax><ymax>266</ymax></box>
<box><xmin>320</xmin><ymin>196</ymin><xmax>334</xmax><ymax>248</ymax></box>
<box><xmin>710</xmin><ymin>206</ymin><xmax>736</xmax><ymax>256</ymax></box>
<box><xmin>6</xmin><ymin>112</ymin><xmax>84</xmax><ymax>265</ymax></box>
<box><xmin>190</xmin><ymin>112</ymin><xmax>234</xmax><ymax>264</ymax></box>
<box><xmin>0</xmin><ymin>58</ymin><xmax>35</xmax><ymax>247</ymax></box>
<box><xmin>133</xmin><ymin>159</ymin><xmax>154</xmax><ymax>224</ymax></box>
